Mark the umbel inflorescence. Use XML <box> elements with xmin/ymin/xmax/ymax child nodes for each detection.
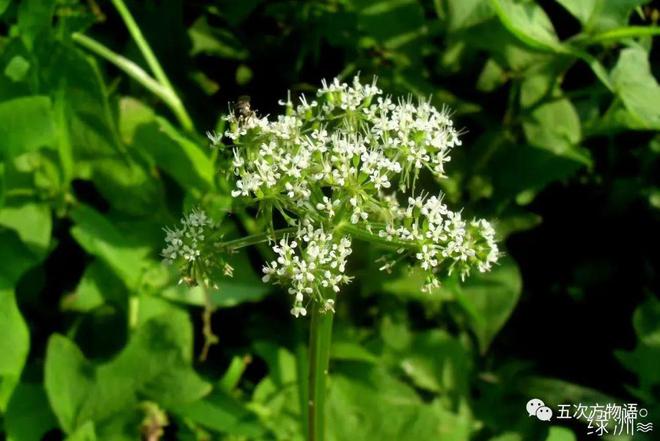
<box><xmin>163</xmin><ymin>76</ymin><xmax>499</xmax><ymax>317</ymax></box>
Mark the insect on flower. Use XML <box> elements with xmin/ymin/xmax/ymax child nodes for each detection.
<box><xmin>235</xmin><ymin>95</ymin><xmax>255</xmax><ymax>123</ymax></box>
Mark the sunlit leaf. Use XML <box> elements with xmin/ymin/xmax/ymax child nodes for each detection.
<box><xmin>610</xmin><ymin>45</ymin><xmax>660</xmax><ymax>130</ymax></box>
<box><xmin>0</xmin><ymin>202</ymin><xmax>51</xmax><ymax>254</ymax></box>
<box><xmin>488</xmin><ymin>0</ymin><xmax>560</xmax><ymax>51</ymax></box>
<box><xmin>0</xmin><ymin>96</ymin><xmax>56</xmax><ymax>160</ymax></box>
<box><xmin>328</xmin><ymin>364</ymin><xmax>472</xmax><ymax>441</ymax></box>
<box><xmin>45</xmin><ymin>313</ymin><xmax>211</xmax><ymax>434</ymax></box>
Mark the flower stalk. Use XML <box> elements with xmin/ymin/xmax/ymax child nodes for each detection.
<box><xmin>307</xmin><ymin>301</ymin><xmax>334</xmax><ymax>441</ymax></box>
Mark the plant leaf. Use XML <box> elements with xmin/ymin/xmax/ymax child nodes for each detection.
<box><xmin>0</xmin><ymin>96</ymin><xmax>56</xmax><ymax>160</ymax></box>
<box><xmin>0</xmin><ymin>284</ymin><xmax>30</xmax><ymax>411</ymax></box>
<box><xmin>454</xmin><ymin>257</ymin><xmax>522</xmax><ymax>353</ymax></box>
<box><xmin>69</xmin><ymin>204</ymin><xmax>151</xmax><ymax>290</ymax></box>
<box><xmin>610</xmin><ymin>45</ymin><xmax>660</xmax><ymax>130</ymax></box>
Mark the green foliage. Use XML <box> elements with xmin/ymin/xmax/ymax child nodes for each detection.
<box><xmin>45</xmin><ymin>312</ymin><xmax>210</xmax><ymax>437</ymax></box>
<box><xmin>0</xmin><ymin>0</ymin><xmax>658</xmax><ymax>440</ymax></box>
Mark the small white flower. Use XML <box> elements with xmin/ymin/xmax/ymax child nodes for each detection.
<box><xmin>206</xmin><ymin>130</ymin><xmax>223</xmax><ymax>146</ymax></box>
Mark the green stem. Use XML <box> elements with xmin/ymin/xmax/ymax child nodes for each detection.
<box><xmin>72</xmin><ymin>33</ymin><xmax>193</xmax><ymax>131</ymax></box>
<box><xmin>577</xmin><ymin>25</ymin><xmax>660</xmax><ymax>45</ymax></box>
<box><xmin>72</xmin><ymin>33</ymin><xmax>170</xmax><ymax>101</ymax></box>
<box><xmin>215</xmin><ymin>226</ymin><xmax>298</xmax><ymax>251</ymax></box>
<box><xmin>338</xmin><ymin>223</ymin><xmax>411</xmax><ymax>249</ymax></box>
<box><xmin>307</xmin><ymin>302</ymin><xmax>334</xmax><ymax>441</ymax></box>
<box><xmin>295</xmin><ymin>320</ymin><xmax>309</xmax><ymax>437</ymax></box>
<box><xmin>111</xmin><ymin>0</ymin><xmax>174</xmax><ymax>93</ymax></box>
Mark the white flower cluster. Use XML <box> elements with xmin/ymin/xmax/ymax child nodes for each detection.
<box><xmin>161</xmin><ymin>209</ymin><xmax>234</xmax><ymax>288</ymax></box>
<box><xmin>162</xmin><ymin>208</ymin><xmax>211</xmax><ymax>264</ymax></box>
<box><xmin>378</xmin><ymin>194</ymin><xmax>499</xmax><ymax>291</ymax></box>
<box><xmin>196</xmin><ymin>76</ymin><xmax>500</xmax><ymax>316</ymax></box>
<box><xmin>262</xmin><ymin>222</ymin><xmax>352</xmax><ymax>317</ymax></box>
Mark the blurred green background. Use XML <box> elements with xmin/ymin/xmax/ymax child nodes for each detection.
<box><xmin>0</xmin><ymin>0</ymin><xmax>658</xmax><ymax>440</ymax></box>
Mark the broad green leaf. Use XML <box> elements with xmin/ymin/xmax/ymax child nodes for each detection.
<box><xmin>70</xmin><ymin>204</ymin><xmax>151</xmax><ymax>289</ymax></box>
<box><xmin>520</xmin><ymin>72</ymin><xmax>589</xmax><ymax>165</ymax></box>
<box><xmin>0</xmin><ymin>96</ymin><xmax>56</xmax><ymax>160</ymax></box>
<box><xmin>610</xmin><ymin>45</ymin><xmax>660</xmax><ymax>130</ymax></box>
<box><xmin>45</xmin><ymin>313</ymin><xmax>211</xmax><ymax>434</ymax></box>
<box><xmin>0</xmin><ymin>202</ymin><xmax>51</xmax><ymax>254</ymax></box>
<box><xmin>0</xmin><ymin>285</ymin><xmax>30</xmax><ymax>410</ymax></box>
<box><xmin>4</xmin><ymin>383</ymin><xmax>58</xmax><ymax>441</ymax></box>
<box><xmin>171</xmin><ymin>391</ymin><xmax>267</xmax><ymax>438</ymax></box>
<box><xmin>44</xmin><ymin>334</ymin><xmax>97</xmax><ymax>433</ymax></box>
<box><xmin>133</xmin><ymin>117</ymin><xmax>214</xmax><ymax>192</ymax></box>
<box><xmin>489</xmin><ymin>0</ymin><xmax>561</xmax><ymax>51</ymax></box>
<box><xmin>454</xmin><ymin>257</ymin><xmax>522</xmax><ymax>353</ymax></box>
<box><xmin>327</xmin><ymin>365</ymin><xmax>472</xmax><ymax>441</ymax></box>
